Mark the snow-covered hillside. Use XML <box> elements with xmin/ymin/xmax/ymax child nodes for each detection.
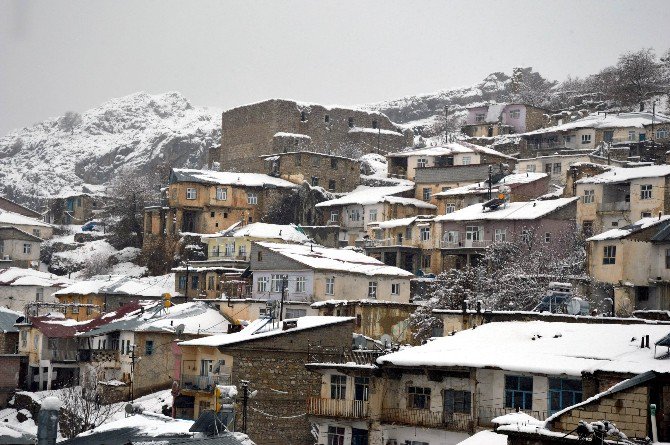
<box><xmin>0</xmin><ymin>92</ymin><xmax>221</xmax><ymax>206</ymax></box>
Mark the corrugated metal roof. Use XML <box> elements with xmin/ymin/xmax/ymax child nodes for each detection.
<box><xmin>413</xmin><ymin>164</ymin><xmax>492</xmax><ymax>184</ymax></box>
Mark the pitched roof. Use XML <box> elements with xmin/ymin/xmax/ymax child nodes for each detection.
<box><xmin>434</xmin><ymin>197</ymin><xmax>578</xmax><ymax>222</ymax></box>
<box><xmin>0</xmin><ymin>226</ymin><xmax>43</xmax><ymax>242</ymax></box>
<box><xmin>377</xmin><ymin>321</ymin><xmax>670</xmax><ymax>376</ymax></box>
<box><xmin>433</xmin><ymin>172</ymin><xmax>548</xmax><ymax>198</ymax></box>
<box><xmin>575</xmin><ymin>165</ymin><xmax>670</xmax><ymax>185</ymax></box>
<box><xmin>170</xmin><ymin>169</ymin><xmax>298</xmax><ymax>188</ymax></box>
<box><xmin>202</xmin><ymin>222</ymin><xmax>310</xmax><ymax>244</ymax></box>
<box><xmin>386</xmin><ymin>141</ymin><xmax>515</xmax><ymax>160</ymax></box>
<box><xmin>255</xmin><ymin>242</ymin><xmax>414</xmax><ymax>277</ymax></box>
<box><xmin>524</xmin><ymin>111</ymin><xmax>670</xmax><ymax>136</ymax></box>
<box><xmin>0</xmin><ymin>306</ymin><xmax>21</xmax><ymax>333</ymax></box>
<box><xmin>0</xmin><ymin>267</ymin><xmax>72</xmax><ymax>288</ymax></box>
<box><xmin>587</xmin><ymin>216</ymin><xmax>670</xmax><ymax>241</ymax></box>
<box><xmin>54</xmin><ymin>274</ymin><xmax>174</xmax><ymax>298</ymax></box>
<box><xmin>0</xmin><ymin>210</ymin><xmax>51</xmax><ymax>228</ymax></box>
<box><xmin>314</xmin><ymin>185</ymin><xmax>419</xmax><ymax>208</ymax></box>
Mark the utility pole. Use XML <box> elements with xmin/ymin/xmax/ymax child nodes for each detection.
<box><xmin>444</xmin><ymin>105</ymin><xmax>449</xmax><ymax>143</ymax></box>
<box><xmin>130</xmin><ymin>344</ymin><xmax>136</xmax><ymax>403</ymax></box>
<box><xmin>241</xmin><ymin>380</ymin><xmax>249</xmax><ymax>433</ymax></box>
<box><xmin>488</xmin><ymin>165</ymin><xmax>493</xmax><ymax>200</ymax></box>
<box><xmin>377</xmin><ymin>125</ymin><xmax>381</xmax><ymax>154</ymax></box>
<box><xmin>279</xmin><ymin>275</ymin><xmax>288</xmax><ymax>321</ymax></box>
<box><xmin>184</xmin><ymin>261</ymin><xmax>190</xmax><ymax>302</ymax></box>
<box><xmin>652</xmin><ymin>100</ymin><xmax>656</xmax><ymax>146</ymax></box>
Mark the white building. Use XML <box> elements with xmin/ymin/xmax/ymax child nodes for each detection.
<box><xmin>0</xmin><ymin>267</ymin><xmax>71</xmax><ymax>313</ymax></box>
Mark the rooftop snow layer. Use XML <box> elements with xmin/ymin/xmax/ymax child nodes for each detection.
<box><xmin>524</xmin><ymin>111</ymin><xmax>670</xmax><ymax>136</ymax></box>
<box><xmin>386</xmin><ymin>141</ymin><xmax>515</xmax><ymax>160</ymax></box>
<box><xmin>434</xmin><ymin>197</ymin><xmax>578</xmax><ymax>222</ymax></box>
<box><xmin>171</xmin><ymin>168</ymin><xmax>299</xmax><ymax>188</ymax></box>
<box><xmin>434</xmin><ymin>172</ymin><xmax>548</xmax><ymax>197</ymax></box>
<box><xmin>314</xmin><ymin>184</ymin><xmax>416</xmax><ymax>208</ymax></box>
<box><xmin>0</xmin><ymin>306</ymin><xmax>21</xmax><ymax>333</ymax></box>
<box><xmin>54</xmin><ymin>274</ymin><xmax>175</xmax><ymax>297</ymax></box>
<box><xmin>0</xmin><ymin>267</ymin><xmax>72</xmax><ymax>287</ymax></box>
<box><xmin>575</xmin><ymin>164</ymin><xmax>670</xmax><ymax>184</ymax></box>
<box><xmin>377</xmin><ymin>320</ymin><xmax>670</xmax><ymax>376</ymax></box>
<box><xmin>0</xmin><ymin>210</ymin><xmax>52</xmax><ymax>228</ymax></box>
<box><xmin>255</xmin><ymin>242</ymin><xmax>414</xmax><ymax>277</ymax></box>
<box><xmin>203</xmin><ymin>222</ymin><xmax>310</xmax><ymax>243</ymax></box>
<box><xmin>587</xmin><ymin>216</ymin><xmax>670</xmax><ymax>241</ymax></box>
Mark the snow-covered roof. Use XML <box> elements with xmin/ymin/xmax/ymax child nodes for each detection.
<box><xmin>255</xmin><ymin>242</ymin><xmax>414</xmax><ymax>277</ymax></box>
<box><xmin>524</xmin><ymin>112</ymin><xmax>670</xmax><ymax>136</ymax></box>
<box><xmin>171</xmin><ymin>168</ymin><xmax>298</xmax><ymax>188</ymax></box>
<box><xmin>587</xmin><ymin>216</ymin><xmax>670</xmax><ymax>241</ymax></box>
<box><xmin>372</xmin><ymin>215</ymin><xmax>435</xmax><ymax>230</ymax></box>
<box><xmin>0</xmin><ymin>267</ymin><xmax>72</xmax><ymax>288</ymax></box>
<box><xmin>377</xmin><ymin>320</ymin><xmax>670</xmax><ymax>376</ymax></box>
<box><xmin>0</xmin><ymin>306</ymin><xmax>21</xmax><ymax>333</ymax></box>
<box><xmin>314</xmin><ymin>185</ymin><xmax>418</xmax><ymax>208</ymax></box>
<box><xmin>203</xmin><ymin>222</ymin><xmax>310</xmax><ymax>244</ymax></box>
<box><xmin>179</xmin><ymin>315</ymin><xmax>353</xmax><ymax>347</ymax></box>
<box><xmin>575</xmin><ymin>164</ymin><xmax>670</xmax><ymax>185</ymax></box>
<box><xmin>455</xmin><ymin>430</ymin><xmax>507</xmax><ymax>445</ymax></box>
<box><xmin>273</xmin><ymin>132</ymin><xmax>312</xmax><ymax>139</ymax></box>
<box><xmin>54</xmin><ymin>274</ymin><xmax>175</xmax><ymax>297</ymax></box>
<box><xmin>386</xmin><ymin>141</ymin><xmax>515</xmax><ymax>160</ymax></box>
<box><xmin>51</xmin><ymin>183</ymin><xmax>107</xmax><ymax>199</ymax></box>
<box><xmin>0</xmin><ymin>210</ymin><xmax>51</xmax><ymax>228</ymax></box>
<box><xmin>433</xmin><ymin>172</ymin><xmax>548</xmax><ymax>198</ymax></box>
<box><xmin>434</xmin><ymin>197</ymin><xmax>578</xmax><ymax>222</ymax></box>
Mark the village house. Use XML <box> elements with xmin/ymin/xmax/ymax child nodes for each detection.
<box><xmin>306</xmin><ymin>320</ymin><xmax>670</xmax><ymax>445</ymax></box>
<box><xmin>176</xmin><ymin>315</ymin><xmax>355</xmax><ymax>445</ymax></box>
<box><xmin>143</xmin><ymin>168</ymin><xmax>299</xmax><ymax>241</ymax></box>
<box><xmin>386</xmin><ymin>142</ymin><xmax>514</xmax><ymax>181</ymax></box>
<box><xmin>365</xmin><ymin>215</ymin><xmax>437</xmax><ymax>274</ymax></box>
<box><xmin>212</xmin><ymin>98</ymin><xmax>413</xmax><ymax>172</ymax></box>
<box><xmin>0</xmin><ymin>196</ymin><xmax>41</xmax><ymax>219</ymax></box>
<box><xmin>172</xmin><ymin>264</ymin><xmax>249</xmax><ymax>302</ymax></box>
<box><xmin>250</xmin><ymin>242</ymin><xmax>414</xmax><ymax>311</ymax></box>
<box><xmin>434</xmin><ymin>197</ymin><xmax>578</xmax><ymax>270</ymax></box>
<box><xmin>0</xmin><ymin>209</ymin><xmax>54</xmax><ymax>240</ymax></box>
<box><xmin>77</xmin><ymin>301</ymin><xmax>230</xmax><ymax>401</ymax></box>
<box><xmin>0</xmin><ymin>307</ymin><xmax>25</xmax><ymax>406</ymax></box>
<box><xmin>575</xmin><ymin>164</ymin><xmax>670</xmax><ymax>236</ymax></box>
<box><xmin>516</xmin><ymin>153</ymin><xmax>593</xmax><ymax>185</ymax></box>
<box><xmin>644</xmin><ymin>118</ymin><xmax>670</xmax><ymax>144</ymax></box>
<box><xmin>0</xmin><ymin>267</ymin><xmax>72</xmax><ymax>313</ymax></box>
<box><xmin>54</xmin><ymin>274</ymin><xmax>176</xmax><ymax>321</ymax></box>
<box><xmin>44</xmin><ymin>185</ymin><xmax>106</xmax><ymax>225</ymax></box>
<box><xmin>586</xmin><ymin>216</ymin><xmax>670</xmax><ymax>314</ymax></box>
<box><xmin>261</xmin><ymin>151</ymin><xmax>361</xmax><ymax>193</ymax></box>
<box><xmin>432</xmin><ymin>172</ymin><xmax>550</xmax><ymax>214</ymax></box>
<box><xmin>0</xmin><ymin>227</ymin><xmax>43</xmax><ymax>269</ymax></box>
<box><xmin>314</xmin><ymin>184</ymin><xmax>436</xmax><ymax>246</ymax></box>
<box><xmin>461</xmin><ymin>103</ymin><xmax>550</xmax><ymax>138</ymax></box>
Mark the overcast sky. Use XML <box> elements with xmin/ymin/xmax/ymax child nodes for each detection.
<box><xmin>1</xmin><ymin>0</ymin><xmax>669</xmax><ymax>135</ymax></box>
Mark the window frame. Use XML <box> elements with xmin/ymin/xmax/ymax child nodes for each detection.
<box><xmin>583</xmin><ymin>189</ymin><xmax>595</xmax><ymax>204</ymax></box>
<box><xmin>247</xmin><ymin>192</ymin><xmax>258</xmax><ymax>205</ymax></box>
<box><xmin>326</xmin><ymin>277</ymin><xmax>335</xmax><ymax>295</ymax></box>
<box><xmin>603</xmin><ymin>245</ymin><xmax>616</xmax><ymax>265</ymax></box>
<box><xmin>216</xmin><ymin>187</ymin><xmax>227</xmax><ymax>201</ymax></box>
<box><xmin>186</xmin><ymin>188</ymin><xmax>197</xmax><ymax>200</ymax></box>
<box><xmin>504</xmin><ymin>375</ymin><xmax>533</xmax><ymax>410</ymax></box>
<box><xmin>330</xmin><ymin>375</ymin><xmax>346</xmax><ymax>400</ymax></box>
<box><xmin>257</xmin><ymin>276</ymin><xmax>268</xmax><ymax>293</ymax></box>
<box><xmin>391</xmin><ymin>283</ymin><xmax>400</xmax><ymax>295</ymax></box>
<box><xmin>295</xmin><ymin>276</ymin><xmax>306</xmax><ymax>293</ymax></box>
<box><xmin>368</xmin><ymin>281</ymin><xmax>378</xmax><ymax>299</ymax></box>
<box><xmin>640</xmin><ymin>184</ymin><xmax>652</xmax><ymax>200</ymax></box>
<box><xmin>407</xmin><ymin>386</ymin><xmax>431</xmax><ymax>410</ymax></box>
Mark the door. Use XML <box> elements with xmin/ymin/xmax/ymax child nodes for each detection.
<box><xmin>603</xmin><ymin>130</ymin><xmax>614</xmax><ymax>142</ymax></box>
<box><xmin>465</xmin><ymin>226</ymin><xmax>481</xmax><ymax>247</ymax></box>
<box><xmin>351</xmin><ymin>428</ymin><xmax>368</xmax><ymax>445</ymax></box>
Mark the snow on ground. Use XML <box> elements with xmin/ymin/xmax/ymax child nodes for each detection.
<box><xmin>0</xmin><ymin>406</ymin><xmax>38</xmax><ymax>438</ymax></box>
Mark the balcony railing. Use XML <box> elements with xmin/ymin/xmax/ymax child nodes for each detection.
<box><xmin>598</xmin><ymin>201</ymin><xmax>630</xmax><ymax>212</ymax></box>
<box><xmin>478</xmin><ymin>407</ymin><xmax>547</xmax><ymax>427</ymax></box>
<box><xmin>307</xmin><ymin>397</ymin><xmax>369</xmax><ymax>419</ymax></box>
<box><xmin>49</xmin><ymin>349</ymin><xmax>78</xmax><ymax>362</ymax></box>
<box><xmin>440</xmin><ymin>239</ymin><xmax>492</xmax><ymax>249</ymax></box>
<box><xmin>180</xmin><ymin>373</ymin><xmax>232</xmax><ymax>392</ymax></box>
<box><xmin>209</xmin><ymin>252</ymin><xmax>249</xmax><ymax>261</ymax></box>
<box><xmin>79</xmin><ymin>349</ymin><xmax>119</xmax><ymax>363</ymax></box>
<box><xmin>381</xmin><ymin>408</ymin><xmax>474</xmax><ymax>431</ymax></box>
<box><xmin>364</xmin><ymin>238</ymin><xmax>422</xmax><ymax>248</ymax></box>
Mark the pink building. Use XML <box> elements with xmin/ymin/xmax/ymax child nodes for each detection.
<box><xmin>462</xmin><ymin>103</ymin><xmax>549</xmax><ymax>137</ymax></box>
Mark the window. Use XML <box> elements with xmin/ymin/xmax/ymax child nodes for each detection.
<box><xmin>271</xmin><ymin>274</ymin><xmax>283</xmax><ymax>293</ymax></box>
<box><xmin>247</xmin><ymin>193</ymin><xmax>258</xmax><ymax>205</ymax></box>
<box><xmin>198</xmin><ymin>400</ymin><xmax>211</xmax><ymax>413</ymax></box>
<box><xmin>475</xmin><ymin>113</ymin><xmax>485</xmax><ymax>123</ymax></box>
<box><xmin>23</xmin><ymin>243</ymin><xmax>32</xmax><ymax>254</ymax></box>
<box><xmin>300</xmin><ymin>111</ymin><xmax>306</xmax><ymax>122</ymax></box>
<box><xmin>666</xmin><ymin>249</ymin><xmax>670</xmax><ymax>269</ymax></box>
<box><xmin>326</xmin><ymin>277</ymin><xmax>335</xmax><ymax>295</ymax></box>
<box><xmin>406</xmin><ymin>227</ymin><xmax>412</xmax><ymax>240</ymax></box>
<box><xmin>311</xmin><ymin>177</ymin><xmax>319</xmax><ymax>187</ymax></box>
<box><xmin>544</xmin><ymin>232</ymin><xmax>551</xmax><ymax>243</ymax></box>
<box><xmin>225</xmin><ymin>243</ymin><xmax>235</xmax><ymax>256</ymax></box>
<box><xmin>327</xmin><ymin>426</ymin><xmax>345</xmax><ymax>445</ymax></box>
<box><xmin>330</xmin><ymin>375</ymin><xmax>346</xmax><ymax>399</ymax></box>
<box><xmin>349</xmin><ymin>209</ymin><xmax>361</xmax><ymax>221</ymax></box>
<box><xmin>191</xmin><ymin>275</ymin><xmax>199</xmax><ymax>290</ymax></box>
<box><xmin>466</xmin><ymin>225</ymin><xmax>481</xmax><ymax>242</ymax></box>
<box><xmin>312</xmin><ymin>155</ymin><xmax>321</xmax><ymax>167</ymax></box>
<box><xmin>526</xmin><ymin>164</ymin><xmax>536</xmax><ymax>173</ymax></box>
<box><xmin>216</xmin><ymin>187</ymin><xmax>227</xmax><ymax>200</ymax></box>
<box><xmin>145</xmin><ymin>340</ymin><xmax>154</xmax><ymax>356</ymax></box>
<box><xmin>548</xmin><ymin>378</ymin><xmax>582</xmax><ymax>414</ymax></box>
<box><xmin>420</xmin><ymin>227</ymin><xmax>430</xmax><ymax>241</ymax></box>
<box><xmin>76</xmin><ymin>197</ymin><xmax>82</xmax><ymax>207</ymax></box>
<box><xmin>581</xmin><ymin>134</ymin><xmax>592</xmax><ymax>144</ymax></box>
<box><xmin>0</xmin><ymin>241</ymin><xmax>3</xmax><ymax>255</ymax></box>
<box><xmin>417</xmin><ymin>158</ymin><xmax>428</xmax><ymax>168</ymax></box>
<box><xmin>257</xmin><ymin>276</ymin><xmax>268</xmax><ymax>292</ymax></box>
<box><xmin>657</xmin><ymin>128</ymin><xmax>669</xmax><ymax>139</ymax></box>
<box><xmin>603</xmin><ymin>130</ymin><xmax>614</xmax><ymax>142</ymax></box>
<box><xmin>330</xmin><ymin>211</ymin><xmax>339</xmax><ymax>223</ymax></box>
<box><xmin>71</xmin><ymin>305</ymin><xmax>79</xmax><ymax>314</ymax></box>
<box><xmin>33</xmin><ymin>229</ymin><xmax>41</xmax><ymax>237</ymax></box>
<box><xmin>641</xmin><ymin>212</ymin><xmax>652</xmax><ymax>218</ymax></box>
<box><xmin>295</xmin><ymin>153</ymin><xmax>302</xmax><ymax>166</ymax></box>
<box><xmin>422</xmin><ymin>188</ymin><xmax>432</xmax><ymax>201</ymax></box>
<box><xmin>355</xmin><ymin>377</ymin><xmax>369</xmax><ymax>401</ymax></box>
<box><xmin>372</xmin><ymin>120</ymin><xmax>378</xmax><ymax>129</ymax></box>
<box><xmin>521</xmin><ymin>229</ymin><xmax>531</xmax><ymax>245</ymax></box>
<box><xmin>553</xmin><ymin>163</ymin><xmax>561</xmax><ymax>174</ymax></box>
<box><xmin>285</xmin><ymin>308</ymin><xmax>306</xmax><ymax>319</ymax></box>
<box><xmin>641</xmin><ymin>184</ymin><xmax>652</xmax><ymax>200</ymax></box>
<box><xmin>239</xmin><ymin>245</ymin><xmax>246</xmax><ymax>257</ymax></box>
<box><xmin>444</xmin><ymin>389</ymin><xmax>472</xmax><ymax>415</ymax></box>
<box><xmin>545</xmin><ymin>163</ymin><xmax>552</xmax><ymax>174</ymax></box>
<box><xmin>348</xmin><ymin>117</ymin><xmax>354</xmax><ymax>128</ymax></box>
<box><xmin>368</xmin><ymin>281</ymin><xmax>377</xmax><ymax>299</ymax></box>
<box><xmin>86</xmin><ymin>298</ymin><xmax>93</xmax><ymax>315</ymax></box>
<box><xmin>257</xmin><ymin>251</ymin><xmax>262</xmax><ymax>261</ymax></box>
<box><xmin>446</xmin><ymin>203</ymin><xmax>456</xmax><ymax>214</ymax></box>
<box><xmin>178</xmin><ymin>276</ymin><xmax>187</xmax><ymax>289</ymax></box>
<box><xmin>324</xmin><ymin>115</ymin><xmax>330</xmax><ymax>123</ymax></box>
<box><xmin>509</xmin><ymin>109</ymin><xmax>520</xmax><ymax>119</ymax></box>
<box><xmin>603</xmin><ymin>245</ymin><xmax>616</xmax><ymax>265</ymax></box>
<box><xmin>186</xmin><ymin>188</ymin><xmax>197</xmax><ymax>200</ymax></box>
<box><xmin>628</xmin><ymin>130</ymin><xmax>636</xmax><ymax>141</ymax></box>
<box><xmin>564</xmin><ymin>135</ymin><xmax>572</xmax><ymax>143</ymax></box>
<box><xmin>295</xmin><ymin>276</ymin><xmax>306</xmax><ymax>293</ymax></box>
<box><xmin>369</xmin><ymin>209</ymin><xmax>378</xmax><ymax>222</ymax></box>
<box><xmin>462</xmin><ymin>156</ymin><xmax>471</xmax><ymax>165</ymax></box>
<box><xmin>391</xmin><ymin>283</ymin><xmax>400</xmax><ymax>295</ymax></box>
<box><xmin>330</xmin><ymin>157</ymin><xmax>337</xmax><ymax>169</ymax></box>
<box><xmin>407</xmin><ymin>386</ymin><xmax>431</xmax><ymax>409</ymax></box>
<box><xmin>328</xmin><ymin>180</ymin><xmax>336</xmax><ymax>191</ymax></box>
<box><xmin>207</xmin><ymin>276</ymin><xmax>215</xmax><ymax>290</ymax></box>
<box><xmin>504</xmin><ymin>375</ymin><xmax>533</xmax><ymax>410</ymax></box>
<box><xmin>583</xmin><ymin>189</ymin><xmax>594</xmax><ymax>204</ymax></box>
<box><xmin>36</xmin><ymin>291</ymin><xmax>43</xmax><ymax>302</ymax></box>
<box><xmin>495</xmin><ymin>228</ymin><xmax>507</xmax><ymax>242</ymax></box>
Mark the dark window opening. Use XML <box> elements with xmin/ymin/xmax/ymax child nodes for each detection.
<box><xmin>348</xmin><ymin>117</ymin><xmax>354</xmax><ymax>128</ymax></box>
<box><xmin>300</xmin><ymin>111</ymin><xmax>306</xmax><ymax>122</ymax></box>
<box><xmin>372</xmin><ymin>120</ymin><xmax>378</xmax><ymax>129</ymax></box>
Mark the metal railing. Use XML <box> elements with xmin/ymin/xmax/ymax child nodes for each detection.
<box><xmin>478</xmin><ymin>407</ymin><xmax>547</xmax><ymax>426</ymax></box>
<box><xmin>307</xmin><ymin>397</ymin><xmax>369</xmax><ymax>419</ymax></box>
<box><xmin>49</xmin><ymin>349</ymin><xmax>78</xmax><ymax>361</ymax></box>
<box><xmin>180</xmin><ymin>373</ymin><xmax>232</xmax><ymax>392</ymax></box>
<box><xmin>598</xmin><ymin>201</ymin><xmax>630</xmax><ymax>212</ymax></box>
<box><xmin>381</xmin><ymin>408</ymin><xmax>474</xmax><ymax>431</ymax></box>
<box><xmin>440</xmin><ymin>239</ymin><xmax>492</xmax><ymax>249</ymax></box>
<box><xmin>79</xmin><ymin>349</ymin><xmax>119</xmax><ymax>362</ymax></box>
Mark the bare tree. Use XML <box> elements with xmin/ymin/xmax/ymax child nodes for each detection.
<box><xmin>59</xmin><ymin>111</ymin><xmax>83</xmax><ymax>134</ymax></box>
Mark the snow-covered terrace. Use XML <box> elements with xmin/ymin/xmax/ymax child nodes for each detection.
<box><xmin>575</xmin><ymin>164</ymin><xmax>670</xmax><ymax>185</ymax></box>
<box><xmin>433</xmin><ymin>172</ymin><xmax>548</xmax><ymax>198</ymax></box>
<box><xmin>434</xmin><ymin>197</ymin><xmax>578</xmax><ymax>222</ymax></box>
<box><xmin>386</xmin><ymin>141</ymin><xmax>515</xmax><ymax>160</ymax></box>
<box><xmin>314</xmin><ymin>184</ymin><xmax>423</xmax><ymax>208</ymax></box>
<box><xmin>170</xmin><ymin>168</ymin><xmax>298</xmax><ymax>188</ymax></box>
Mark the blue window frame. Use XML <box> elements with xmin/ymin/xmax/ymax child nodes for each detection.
<box><xmin>66</xmin><ymin>199</ymin><xmax>75</xmax><ymax>211</ymax></box>
<box><xmin>548</xmin><ymin>378</ymin><xmax>582</xmax><ymax>414</ymax></box>
<box><xmin>504</xmin><ymin>375</ymin><xmax>533</xmax><ymax>410</ymax></box>
<box><xmin>178</xmin><ymin>276</ymin><xmax>187</xmax><ymax>289</ymax></box>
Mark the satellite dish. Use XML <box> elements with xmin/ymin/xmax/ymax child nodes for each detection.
<box><xmin>174</xmin><ymin>324</ymin><xmax>186</xmax><ymax>336</ymax></box>
<box><xmin>380</xmin><ymin>334</ymin><xmax>392</xmax><ymax>350</ymax></box>
<box><xmin>124</xmin><ymin>403</ymin><xmax>134</xmax><ymax>414</ymax></box>
<box><xmin>566</xmin><ymin>298</ymin><xmax>582</xmax><ymax>315</ymax></box>
<box><xmin>353</xmin><ymin>335</ymin><xmax>367</xmax><ymax>350</ymax></box>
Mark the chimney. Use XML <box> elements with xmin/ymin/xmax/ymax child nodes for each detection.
<box><xmin>476</xmin><ymin>300</ymin><xmax>482</xmax><ymax>314</ymax></box>
<box><xmin>461</xmin><ymin>299</ymin><xmax>468</xmax><ymax>314</ymax></box>
<box><xmin>37</xmin><ymin>397</ymin><xmax>61</xmax><ymax>445</ymax></box>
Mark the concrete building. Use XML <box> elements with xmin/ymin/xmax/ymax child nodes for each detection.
<box><xmin>0</xmin><ymin>196</ymin><xmax>41</xmax><ymax>219</ymax></box>
<box><xmin>0</xmin><ymin>210</ymin><xmax>53</xmax><ymax>240</ymax></box>
<box><xmin>516</xmin><ymin>154</ymin><xmax>593</xmax><ymax>185</ymax></box>
<box><xmin>575</xmin><ymin>164</ymin><xmax>670</xmax><ymax>236</ymax></box>
<box><xmin>44</xmin><ymin>185</ymin><xmax>106</xmax><ymax>225</ymax></box>
<box><xmin>0</xmin><ymin>227</ymin><xmax>43</xmax><ymax>269</ymax></box>
<box><xmin>461</xmin><ymin>103</ymin><xmax>550</xmax><ymax>137</ymax></box>
<box><xmin>0</xmin><ymin>268</ymin><xmax>72</xmax><ymax>313</ymax></box>
<box><xmin>214</xmin><ymin>99</ymin><xmax>413</xmax><ymax>172</ymax></box>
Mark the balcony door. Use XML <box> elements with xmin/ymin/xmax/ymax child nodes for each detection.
<box><xmin>465</xmin><ymin>226</ymin><xmax>482</xmax><ymax>247</ymax></box>
<box><xmin>351</xmin><ymin>428</ymin><xmax>368</xmax><ymax>445</ymax></box>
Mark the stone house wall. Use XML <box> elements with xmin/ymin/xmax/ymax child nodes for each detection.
<box><xmin>0</xmin><ymin>332</ymin><xmax>18</xmax><ymax>354</ymax></box>
<box><xmin>266</xmin><ymin>151</ymin><xmax>361</xmax><ymax>193</ymax></box>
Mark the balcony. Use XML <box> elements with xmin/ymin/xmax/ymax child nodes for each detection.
<box><xmin>440</xmin><ymin>239</ymin><xmax>492</xmax><ymax>249</ymax></box>
<box><xmin>381</xmin><ymin>408</ymin><xmax>474</xmax><ymax>431</ymax></box>
<box><xmin>78</xmin><ymin>349</ymin><xmax>119</xmax><ymax>363</ymax></box>
<box><xmin>180</xmin><ymin>372</ymin><xmax>231</xmax><ymax>393</ymax></box>
<box><xmin>597</xmin><ymin>201</ymin><xmax>630</xmax><ymax>213</ymax></box>
<box><xmin>49</xmin><ymin>349</ymin><xmax>78</xmax><ymax>362</ymax></box>
<box><xmin>478</xmin><ymin>407</ymin><xmax>547</xmax><ymax>427</ymax></box>
<box><xmin>307</xmin><ymin>397</ymin><xmax>369</xmax><ymax>419</ymax></box>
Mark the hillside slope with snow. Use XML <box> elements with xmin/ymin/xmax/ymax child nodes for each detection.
<box><xmin>0</xmin><ymin>92</ymin><xmax>221</xmax><ymax>206</ymax></box>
